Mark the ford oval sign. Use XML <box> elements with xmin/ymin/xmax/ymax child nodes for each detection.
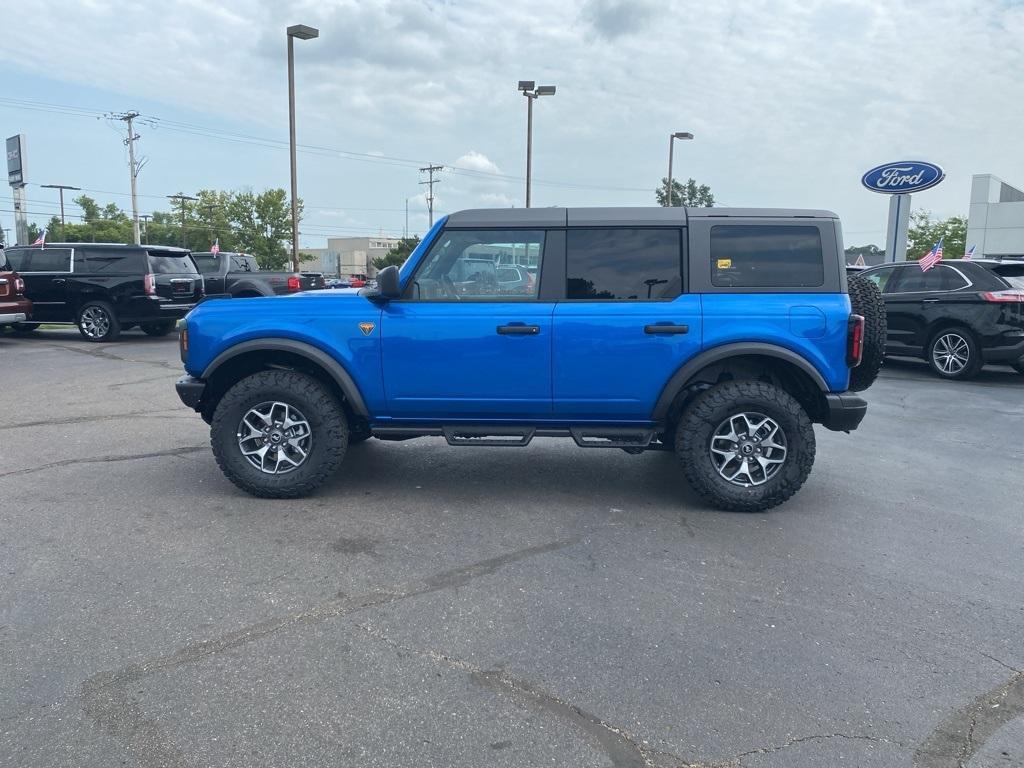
<box><xmin>861</xmin><ymin>161</ymin><xmax>945</xmax><ymax>194</ymax></box>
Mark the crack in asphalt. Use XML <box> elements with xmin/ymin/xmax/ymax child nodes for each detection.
<box><xmin>45</xmin><ymin>343</ymin><xmax>181</xmax><ymax>371</ymax></box>
<box><xmin>0</xmin><ymin>446</ymin><xmax>207</xmax><ymax>478</ymax></box>
<box><xmin>0</xmin><ymin>408</ymin><xmax>183</xmax><ymax>431</ymax></box>
<box><xmin>913</xmin><ymin>658</ymin><xmax>1024</xmax><ymax>768</ymax></box>
<box><xmin>78</xmin><ymin>538</ymin><xmax>579</xmax><ymax>765</ymax></box>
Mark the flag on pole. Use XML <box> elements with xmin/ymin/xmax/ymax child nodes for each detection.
<box><xmin>211</xmin><ymin>238</ymin><xmax>220</xmax><ymax>255</ymax></box>
<box><xmin>32</xmin><ymin>229</ymin><xmax>46</xmax><ymax>249</ymax></box>
<box><xmin>963</xmin><ymin>245</ymin><xmax>975</xmax><ymax>260</ymax></box>
<box><xmin>919</xmin><ymin>237</ymin><xmax>944</xmax><ymax>272</ymax></box>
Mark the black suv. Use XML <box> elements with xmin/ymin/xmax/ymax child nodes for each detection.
<box><xmin>4</xmin><ymin>243</ymin><xmax>203</xmax><ymax>342</ymax></box>
<box><xmin>860</xmin><ymin>259</ymin><xmax>1024</xmax><ymax>378</ymax></box>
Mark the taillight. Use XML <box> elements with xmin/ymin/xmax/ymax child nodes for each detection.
<box><xmin>981</xmin><ymin>290</ymin><xmax>1024</xmax><ymax>303</ymax></box>
<box><xmin>287</xmin><ymin>274</ymin><xmax>301</xmax><ymax>292</ymax></box>
<box><xmin>847</xmin><ymin>314</ymin><xmax>865</xmax><ymax>367</ymax></box>
<box><xmin>15</xmin><ymin>277</ymin><xmax>25</xmax><ymax>294</ymax></box>
<box><xmin>144</xmin><ymin>273</ymin><xmax>156</xmax><ymax>296</ymax></box>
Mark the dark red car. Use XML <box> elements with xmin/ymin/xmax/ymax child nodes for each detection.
<box><xmin>0</xmin><ymin>246</ymin><xmax>32</xmax><ymax>329</ymax></box>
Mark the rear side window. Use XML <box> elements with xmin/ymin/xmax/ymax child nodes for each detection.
<box><xmin>711</xmin><ymin>226</ymin><xmax>823</xmax><ymax>288</ymax></box>
<box><xmin>989</xmin><ymin>264</ymin><xmax>1024</xmax><ymax>289</ymax></box>
<box><xmin>192</xmin><ymin>253</ymin><xmax>220</xmax><ymax>274</ymax></box>
<box><xmin>891</xmin><ymin>264</ymin><xmax>967</xmax><ymax>292</ymax></box>
<box><xmin>27</xmin><ymin>248</ymin><xmax>73</xmax><ymax>272</ymax></box>
<box><xmin>234</xmin><ymin>255</ymin><xmax>259</xmax><ymax>272</ymax></box>
<box><xmin>148</xmin><ymin>252</ymin><xmax>199</xmax><ymax>275</ymax></box>
<box><xmin>79</xmin><ymin>249</ymin><xmax>144</xmax><ymax>274</ymax></box>
<box><xmin>566</xmin><ymin>228</ymin><xmax>681</xmax><ymax>300</ymax></box>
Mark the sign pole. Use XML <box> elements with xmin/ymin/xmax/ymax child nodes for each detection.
<box><xmin>885</xmin><ymin>193</ymin><xmax>910</xmax><ymax>263</ymax></box>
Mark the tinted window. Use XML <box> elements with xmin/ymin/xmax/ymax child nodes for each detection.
<box><xmin>28</xmin><ymin>248</ymin><xmax>72</xmax><ymax>272</ymax></box>
<box><xmin>148</xmin><ymin>252</ymin><xmax>199</xmax><ymax>275</ymax></box>
<box><xmin>410</xmin><ymin>229</ymin><xmax>544</xmax><ymax>300</ymax></box>
<box><xmin>989</xmin><ymin>264</ymin><xmax>1024</xmax><ymax>289</ymax></box>
<box><xmin>79</xmin><ymin>249</ymin><xmax>144</xmax><ymax>274</ymax></box>
<box><xmin>891</xmin><ymin>265</ymin><xmax>965</xmax><ymax>293</ymax></box>
<box><xmin>0</xmin><ymin>248</ymin><xmax>9</xmax><ymax>271</ymax></box>
<box><xmin>233</xmin><ymin>255</ymin><xmax>258</xmax><ymax>272</ymax></box>
<box><xmin>711</xmin><ymin>226</ymin><xmax>823</xmax><ymax>288</ymax></box>
<box><xmin>566</xmin><ymin>228</ymin><xmax>681</xmax><ymax>300</ymax></box>
<box><xmin>192</xmin><ymin>253</ymin><xmax>220</xmax><ymax>274</ymax></box>
<box><xmin>4</xmin><ymin>248</ymin><xmax>29</xmax><ymax>271</ymax></box>
<box><xmin>864</xmin><ymin>266</ymin><xmax>896</xmax><ymax>292</ymax></box>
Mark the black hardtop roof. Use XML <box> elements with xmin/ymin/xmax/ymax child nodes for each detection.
<box><xmin>10</xmin><ymin>242</ymin><xmax>191</xmax><ymax>254</ymax></box>
<box><xmin>445</xmin><ymin>207</ymin><xmax>839</xmax><ymax>228</ymax></box>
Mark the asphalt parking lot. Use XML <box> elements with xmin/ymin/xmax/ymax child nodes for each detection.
<box><xmin>1</xmin><ymin>327</ymin><xmax>1021</xmax><ymax>768</ymax></box>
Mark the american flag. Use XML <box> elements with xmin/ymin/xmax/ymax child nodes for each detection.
<box><xmin>32</xmin><ymin>229</ymin><xmax>46</xmax><ymax>248</ymax></box>
<box><xmin>919</xmin><ymin>237</ymin><xmax>943</xmax><ymax>272</ymax></box>
<box><xmin>963</xmin><ymin>245</ymin><xmax>975</xmax><ymax>260</ymax></box>
<box><xmin>211</xmin><ymin>238</ymin><xmax>220</xmax><ymax>255</ymax></box>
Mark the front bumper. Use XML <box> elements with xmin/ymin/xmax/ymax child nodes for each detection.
<box><xmin>0</xmin><ymin>312</ymin><xmax>27</xmax><ymax>326</ymax></box>
<box><xmin>175</xmin><ymin>375</ymin><xmax>206</xmax><ymax>411</ymax></box>
<box><xmin>821</xmin><ymin>391</ymin><xmax>868</xmax><ymax>432</ymax></box>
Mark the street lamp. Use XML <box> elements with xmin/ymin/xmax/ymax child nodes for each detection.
<box><xmin>666</xmin><ymin>131</ymin><xmax>694</xmax><ymax>207</ymax></box>
<box><xmin>287</xmin><ymin>23</ymin><xmax>319</xmax><ymax>272</ymax></box>
<box><xmin>518</xmin><ymin>81</ymin><xmax>556</xmax><ymax>208</ymax></box>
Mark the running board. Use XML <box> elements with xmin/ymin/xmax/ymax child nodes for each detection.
<box><xmin>569</xmin><ymin>427</ymin><xmax>655</xmax><ymax>449</ymax></box>
<box><xmin>442</xmin><ymin>426</ymin><xmax>535</xmax><ymax>446</ymax></box>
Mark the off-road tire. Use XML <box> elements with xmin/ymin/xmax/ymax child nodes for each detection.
<box><xmin>210</xmin><ymin>370</ymin><xmax>348</xmax><ymax>498</ymax></box>
<box><xmin>927</xmin><ymin>326</ymin><xmax>982</xmax><ymax>380</ymax></box>
<box><xmin>77</xmin><ymin>301</ymin><xmax>121</xmax><ymax>342</ymax></box>
<box><xmin>847</xmin><ymin>274</ymin><xmax>886</xmax><ymax>392</ymax></box>
<box><xmin>347</xmin><ymin>421</ymin><xmax>373</xmax><ymax>445</ymax></box>
<box><xmin>140</xmin><ymin>321</ymin><xmax>175</xmax><ymax>337</ymax></box>
<box><xmin>675</xmin><ymin>380</ymin><xmax>815</xmax><ymax>513</ymax></box>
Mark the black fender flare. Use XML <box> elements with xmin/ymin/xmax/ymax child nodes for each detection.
<box><xmin>229</xmin><ymin>280</ymin><xmax>272</xmax><ymax>297</ymax></box>
<box><xmin>201</xmin><ymin>338</ymin><xmax>369</xmax><ymax>417</ymax></box>
<box><xmin>651</xmin><ymin>342</ymin><xmax>829</xmax><ymax>420</ymax></box>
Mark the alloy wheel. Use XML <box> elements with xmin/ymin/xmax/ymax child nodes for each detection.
<box><xmin>709</xmin><ymin>412</ymin><xmax>788</xmax><ymax>488</ymax></box>
<box><xmin>236</xmin><ymin>401</ymin><xmax>312</xmax><ymax>475</ymax></box>
<box><xmin>932</xmin><ymin>333</ymin><xmax>970</xmax><ymax>375</ymax></box>
<box><xmin>80</xmin><ymin>306</ymin><xmax>111</xmax><ymax>339</ymax></box>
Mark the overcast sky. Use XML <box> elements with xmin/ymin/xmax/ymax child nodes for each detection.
<box><xmin>2</xmin><ymin>0</ymin><xmax>1022</xmax><ymax>250</ymax></box>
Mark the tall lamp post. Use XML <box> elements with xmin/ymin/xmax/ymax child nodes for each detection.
<box><xmin>518</xmin><ymin>81</ymin><xmax>556</xmax><ymax>208</ymax></box>
<box><xmin>287</xmin><ymin>23</ymin><xmax>319</xmax><ymax>272</ymax></box>
<box><xmin>665</xmin><ymin>131</ymin><xmax>694</xmax><ymax>206</ymax></box>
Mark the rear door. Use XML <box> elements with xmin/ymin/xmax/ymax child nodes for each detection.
<box><xmin>148</xmin><ymin>250</ymin><xmax>203</xmax><ymax>305</ymax></box>
<box><xmin>552</xmin><ymin>227</ymin><xmax>700</xmax><ymax>420</ymax></box>
<box><xmin>192</xmin><ymin>252</ymin><xmax>226</xmax><ymax>294</ymax></box>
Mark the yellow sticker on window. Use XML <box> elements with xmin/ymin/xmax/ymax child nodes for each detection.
<box><xmin>717</xmin><ymin>258</ymin><xmax>732</xmax><ymax>269</ymax></box>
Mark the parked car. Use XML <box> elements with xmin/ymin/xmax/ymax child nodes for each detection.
<box><xmin>0</xmin><ymin>246</ymin><xmax>32</xmax><ymax>329</ymax></box>
<box><xmin>496</xmin><ymin>265</ymin><xmax>533</xmax><ymax>296</ymax></box>
<box><xmin>191</xmin><ymin>251</ymin><xmax>326</xmax><ymax>297</ymax></box>
<box><xmin>4</xmin><ymin>243</ymin><xmax>203</xmax><ymax>342</ymax></box>
<box><xmin>859</xmin><ymin>259</ymin><xmax>1024</xmax><ymax>378</ymax></box>
<box><xmin>175</xmin><ymin>207</ymin><xmax>885</xmax><ymax>513</ymax></box>
<box><xmin>325</xmin><ymin>278</ymin><xmax>351</xmax><ymax>289</ymax></box>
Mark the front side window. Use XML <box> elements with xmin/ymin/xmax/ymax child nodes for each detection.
<box><xmin>408</xmin><ymin>229</ymin><xmax>544</xmax><ymax>300</ymax></box>
<box><xmin>27</xmin><ymin>248</ymin><xmax>72</xmax><ymax>272</ymax></box>
<box><xmin>711</xmin><ymin>226</ymin><xmax>824</xmax><ymax>288</ymax></box>
<box><xmin>566</xmin><ymin>228</ymin><xmax>681</xmax><ymax>300</ymax></box>
<box><xmin>863</xmin><ymin>266</ymin><xmax>896</xmax><ymax>292</ymax></box>
<box><xmin>193</xmin><ymin>253</ymin><xmax>220</xmax><ymax>274</ymax></box>
<box><xmin>891</xmin><ymin>264</ymin><xmax>964</xmax><ymax>293</ymax></box>
<box><xmin>4</xmin><ymin>248</ymin><xmax>29</xmax><ymax>271</ymax></box>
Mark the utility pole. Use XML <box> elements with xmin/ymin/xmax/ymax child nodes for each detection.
<box><xmin>41</xmin><ymin>184</ymin><xmax>81</xmax><ymax>239</ymax></box>
<box><xmin>139</xmin><ymin>214</ymin><xmax>152</xmax><ymax>244</ymax></box>
<box><xmin>111</xmin><ymin>112</ymin><xmax>143</xmax><ymax>244</ymax></box>
<box><xmin>167</xmin><ymin>193</ymin><xmax>197</xmax><ymax>249</ymax></box>
<box><xmin>419</xmin><ymin>164</ymin><xmax>443</xmax><ymax>227</ymax></box>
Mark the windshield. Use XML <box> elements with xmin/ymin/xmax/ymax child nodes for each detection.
<box><xmin>148</xmin><ymin>252</ymin><xmax>199</xmax><ymax>275</ymax></box>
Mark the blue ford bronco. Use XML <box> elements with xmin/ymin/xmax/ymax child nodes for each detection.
<box><xmin>175</xmin><ymin>207</ymin><xmax>885</xmax><ymax>512</ymax></box>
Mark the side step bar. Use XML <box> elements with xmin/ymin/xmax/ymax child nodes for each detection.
<box><xmin>442</xmin><ymin>426</ymin><xmax>535</xmax><ymax>446</ymax></box>
<box><xmin>569</xmin><ymin>427</ymin><xmax>655</xmax><ymax>449</ymax></box>
<box><xmin>371</xmin><ymin>424</ymin><xmax>664</xmax><ymax>449</ymax></box>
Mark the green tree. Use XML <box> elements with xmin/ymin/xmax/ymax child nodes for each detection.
<box><xmin>229</xmin><ymin>188</ymin><xmax>301</xmax><ymax>269</ymax></box>
<box><xmin>372</xmin><ymin>236</ymin><xmax>420</xmax><ymax>271</ymax></box>
<box><xmin>656</xmin><ymin>177</ymin><xmax>714</xmax><ymax>207</ymax></box>
<box><xmin>907</xmin><ymin>211</ymin><xmax>968</xmax><ymax>261</ymax></box>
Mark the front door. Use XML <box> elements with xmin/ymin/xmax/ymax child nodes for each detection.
<box><xmin>18</xmin><ymin>247</ymin><xmax>74</xmax><ymax>321</ymax></box>
<box><xmin>381</xmin><ymin>228</ymin><xmax>553</xmax><ymax>420</ymax></box>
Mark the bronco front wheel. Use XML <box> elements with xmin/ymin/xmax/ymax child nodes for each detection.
<box><xmin>675</xmin><ymin>380</ymin><xmax>815</xmax><ymax>513</ymax></box>
<box><xmin>210</xmin><ymin>370</ymin><xmax>348</xmax><ymax>498</ymax></box>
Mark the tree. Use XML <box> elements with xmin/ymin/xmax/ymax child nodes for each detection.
<box><xmin>907</xmin><ymin>210</ymin><xmax>968</xmax><ymax>261</ymax></box>
<box><xmin>372</xmin><ymin>236</ymin><xmax>420</xmax><ymax>271</ymax></box>
<box><xmin>656</xmin><ymin>177</ymin><xmax>714</xmax><ymax>207</ymax></box>
<box><xmin>229</xmin><ymin>188</ymin><xmax>301</xmax><ymax>269</ymax></box>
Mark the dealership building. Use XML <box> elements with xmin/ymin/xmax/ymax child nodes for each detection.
<box><xmin>300</xmin><ymin>236</ymin><xmax>401</xmax><ymax>278</ymax></box>
<box><xmin>966</xmin><ymin>174</ymin><xmax>1024</xmax><ymax>258</ymax></box>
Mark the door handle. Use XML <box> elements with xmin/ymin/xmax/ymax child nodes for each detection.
<box><xmin>52</xmin><ymin>278</ymin><xmax>66</xmax><ymax>284</ymax></box>
<box><xmin>497</xmin><ymin>324</ymin><xmax>540</xmax><ymax>335</ymax></box>
<box><xmin>644</xmin><ymin>323</ymin><xmax>689</xmax><ymax>334</ymax></box>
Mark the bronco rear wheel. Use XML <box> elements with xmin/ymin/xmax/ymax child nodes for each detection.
<box><xmin>675</xmin><ymin>380</ymin><xmax>815</xmax><ymax>513</ymax></box>
<box><xmin>847</xmin><ymin>274</ymin><xmax>886</xmax><ymax>391</ymax></box>
<box><xmin>211</xmin><ymin>370</ymin><xmax>348</xmax><ymax>498</ymax></box>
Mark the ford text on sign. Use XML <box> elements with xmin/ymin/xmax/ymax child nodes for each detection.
<box><xmin>861</xmin><ymin>161</ymin><xmax>944</xmax><ymax>194</ymax></box>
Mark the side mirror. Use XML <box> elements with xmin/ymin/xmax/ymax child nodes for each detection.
<box><xmin>377</xmin><ymin>265</ymin><xmax>401</xmax><ymax>298</ymax></box>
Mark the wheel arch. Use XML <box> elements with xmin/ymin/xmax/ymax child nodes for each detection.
<box><xmin>199</xmin><ymin>338</ymin><xmax>369</xmax><ymax>423</ymax></box>
<box><xmin>653</xmin><ymin>343</ymin><xmax>830</xmax><ymax>424</ymax></box>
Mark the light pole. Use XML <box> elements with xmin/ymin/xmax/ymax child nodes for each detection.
<box><xmin>167</xmin><ymin>193</ymin><xmax>197</xmax><ymax>248</ymax></box>
<box><xmin>287</xmin><ymin>23</ymin><xmax>319</xmax><ymax>272</ymax></box>
<box><xmin>518</xmin><ymin>81</ymin><xmax>556</xmax><ymax>208</ymax></box>
<box><xmin>666</xmin><ymin>131</ymin><xmax>694</xmax><ymax>207</ymax></box>
<box><xmin>41</xmin><ymin>184</ymin><xmax>81</xmax><ymax>237</ymax></box>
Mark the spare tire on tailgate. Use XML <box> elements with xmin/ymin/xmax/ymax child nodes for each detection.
<box><xmin>847</xmin><ymin>274</ymin><xmax>887</xmax><ymax>392</ymax></box>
